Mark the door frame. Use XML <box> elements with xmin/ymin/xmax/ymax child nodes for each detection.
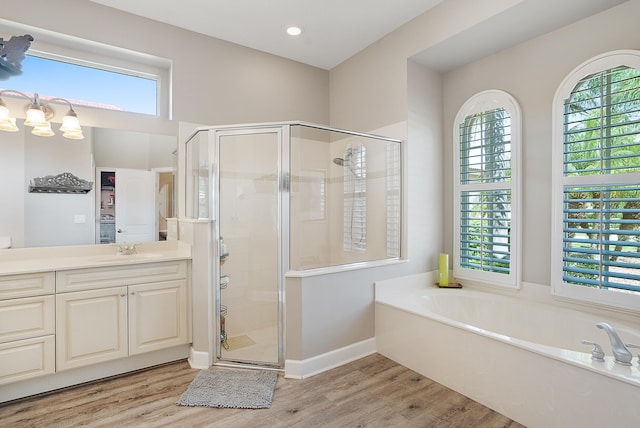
<box><xmin>211</xmin><ymin>125</ymin><xmax>288</xmax><ymax>369</ymax></box>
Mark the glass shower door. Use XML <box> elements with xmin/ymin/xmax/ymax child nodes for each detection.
<box><xmin>216</xmin><ymin>128</ymin><xmax>283</xmax><ymax>367</ymax></box>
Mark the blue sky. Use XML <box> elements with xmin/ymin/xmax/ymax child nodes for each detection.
<box><xmin>2</xmin><ymin>55</ymin><xmax>157</xmax><ymax>115</ymax></box>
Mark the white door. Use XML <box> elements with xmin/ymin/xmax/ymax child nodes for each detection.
<box><xmin>115</xmin><ymin>168</ymin><xmax>157</xmax><ymax>243</ymax></box>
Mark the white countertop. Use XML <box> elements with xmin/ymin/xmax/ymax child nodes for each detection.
<box><xmin>0</xmin><ymin>240</ymin><xmax>192</xmax><ymax>275</ymax></box>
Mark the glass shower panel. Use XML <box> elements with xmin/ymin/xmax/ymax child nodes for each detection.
<box><xmin>184</xmin><ymin>130</ymin><xmax>210</xmax><ymax>219</ymax></box>
<box><xmin>217</xmin><ymin>130</ymin><xmax>280</xmax><ymax>366</ymax></box>
<box><xmin>290</xmin><ymin>124</ymin><xmax>402</xmax><ymax>270</ymax></box>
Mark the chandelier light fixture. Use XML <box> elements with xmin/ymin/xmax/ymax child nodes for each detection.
<box><xmin>0</xmin><ymin>90</ymin><xmax>84</xmax><ymax>139</ymax></box>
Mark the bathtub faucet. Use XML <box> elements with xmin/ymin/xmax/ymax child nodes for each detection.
<box><xmin>596</xmin><ymin>322</ymin><xmax>632</xmax><ymax>365</ymax></box>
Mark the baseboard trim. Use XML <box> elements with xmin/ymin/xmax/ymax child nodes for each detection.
<box><xmin>188</xmin><ymin>348</ymin><xmax>210</xmax><ymax>369</ymax></box>
<box><xmin>284</xmin><ymin>338</ymin><xmax>376</xmax><ymax>379</ymax></box>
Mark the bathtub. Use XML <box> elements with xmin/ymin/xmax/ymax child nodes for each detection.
<box><xmin>375</xmin><ymin>273</ymin><xmax>640</xmax><ymax>428</ymax></box>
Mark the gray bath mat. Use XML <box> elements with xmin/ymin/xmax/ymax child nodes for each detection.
<box><xmin>176</xmin><ymin>368</ymin><xmax>278</xmax><ymax>409</ymax></box>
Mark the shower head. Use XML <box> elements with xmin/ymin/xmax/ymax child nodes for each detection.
<box><xmin>332</xmin><ymin>157</ymin><xmax>346</xmax><ymax>166</ymax></box>
<box><xmin>333</xmin><ymin>149</ymin><xmax>353</xmax><ymax>167</ymax></box>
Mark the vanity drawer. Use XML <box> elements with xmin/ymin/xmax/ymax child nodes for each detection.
<box><xmin>0</xmin><ymin>295</ymin><xmax>55</xmax><ymax>344</ymax></box>
<box><xmin>56</xmin><ymin>260</ymin><xmax>188</xmax><ymax>292</ymax></box>
<box><xmin>0</xmin><ymin>335</ymin><xmax>55</xmax><ymax>385</ymax></box>
<box><xmin>0</xmin><ymin>272</ymin><xmax>55</xmax><ymax>300</ymax></box>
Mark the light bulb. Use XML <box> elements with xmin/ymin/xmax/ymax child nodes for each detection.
<box><xmin>0</xmin><ymin>103</ymin><xmax>18</xmax><ymax>132</ymax></box>
<box><xmin>25</xmin><ymin>106</ymin><xmax>46</xmax><ymax>127</ymax></box>
<box><xmin>0</xmin><ymin>103</ymin><xmax>10</xmax><ymax>120</ymax></box>
<box><xmin>286</xmin><ymin>26</ymin><xmax>303</xmax><ymax>36</ymax></box>
<box><xmin>60</xmin><ymin>112</ymin><xmax>81</xmax><ymax>132</ymax></box>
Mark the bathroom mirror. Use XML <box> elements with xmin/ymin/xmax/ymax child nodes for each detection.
<box><xmin>0</xmin><ymin>120</ymin><xmax>177</xmax><ymax>248</ymax></box>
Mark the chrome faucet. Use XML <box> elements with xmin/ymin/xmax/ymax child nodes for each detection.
<box><xmin>596</xmin><ymin>322</ymin><xmax>633</xmax><ymax>365</ymax></box>
<box><xmin>115</xmin><ymin>243</ymin><xmax>139</xmax><ymax>255</ymax></box>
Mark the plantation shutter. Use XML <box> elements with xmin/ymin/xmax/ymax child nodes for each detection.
<box><xmin>562</xmin><ymin>66</ymin><xmax>640</xmax><ymax>293</ymax></box>
<box><xmin>386</xmin><ymin>143</ymin><xmax>401</xmax><ymax>257</ymax></box>
<box><xmin>343</xmin><ymin>145</ymin><xmax>367</xmax><ymax>252</ymax></box>
<box><xmin>459</xmin><ymin>107</ymin><xmax>512</xmax><ymax>274</ymax></box>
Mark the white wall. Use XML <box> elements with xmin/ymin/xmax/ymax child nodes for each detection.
<box><xmin>93</xmin><ymin>128</ymin><xmax>175</xmax><ymax>170</ymax></box>
<box><xmin>0</xmin><ymin>124</ymin><xmax>96</xmax><ymax>248</ymax></box>
<box><xmin>24</xmin><ymin>129</ymin><xmax>94</xmax><ymax>247</ymax></box>
<box><xmin>0</xmin><ymin>128</ymin><xmax>25</xmax><ymax>247</ymax></box>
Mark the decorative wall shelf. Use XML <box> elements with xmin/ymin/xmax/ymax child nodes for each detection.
<box><xmin>28</xmin><ymin>172</ymin><xmax>93</xmax><ymax>194</ymax></box>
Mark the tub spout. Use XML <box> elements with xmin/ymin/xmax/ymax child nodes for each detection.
<box><xmin>596</xmin><ymin>322</ymin><xmax>632</xmax><ymax>365</ymax></box>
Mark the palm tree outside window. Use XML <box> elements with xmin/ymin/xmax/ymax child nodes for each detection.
<box><xmin>559</xmin><ymin>64</ymin><xmax>640</xmax><ymax>296</ymax></box>
<box><xmin>453</xmin><ymin>90</ymin><xmax>522</xmax><ymax>289</ymax></box>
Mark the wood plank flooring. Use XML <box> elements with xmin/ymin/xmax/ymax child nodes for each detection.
<box><xmin>0</xmin><ymin>353</ymin><xmax>525</xmax><ymax>427</ymax></box>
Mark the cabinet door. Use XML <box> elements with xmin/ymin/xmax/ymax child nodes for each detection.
<box><xmin>129</xmin><ymin>280</ymin><xmax>188</xmax><ymax>355</ymax></box>
<box><xmin>56</xmin><ymin>287</ymin><xmax>128</xmax><ymax>371</ymax></box>
<box><xmin>0</xmin><ymin>295</ymin><xmax>55</xmax><ymax>343</ymax></box>
<box><xmin>0</xmin><ymin>336</ymin><xmax>55</xmax><ymax>385</ymax></box>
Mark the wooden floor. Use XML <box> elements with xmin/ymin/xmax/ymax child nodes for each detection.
<box><xmin>0</xmin><ymin>353</ymin><xmax>525</xmax><ymax>428</ymax></box>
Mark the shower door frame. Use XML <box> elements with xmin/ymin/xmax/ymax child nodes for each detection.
<box><xmin>211</xmin><ymin>125</ymin><xmax>289</xmax><ymax>369</ymax></box>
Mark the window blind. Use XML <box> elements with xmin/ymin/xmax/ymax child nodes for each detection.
<box><xmin>562</xmin><ymin>65</ymin><xmax>640</xmax><ymax>294</ymax></box>
<box><xmin>459</xmin><ymin>107</ymin><xmax>512</xmax><ymax>274</ymax></box>
<box><xmin>386</xmin><ymin>143</ymin><xmax>401</xmax><ymax>258</ymax></box>
<box><xmin>343</xmin><ymin>145</ymin><xmax>367</xmax><ymax>253</ymax></box>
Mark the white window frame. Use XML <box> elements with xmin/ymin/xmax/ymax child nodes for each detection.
<box><xmin>453</xmin><ymin>90</ymin><xmax>522</xmax><ymax>289</ymax></box>
<box><xmin>0</xmin><ymin>18</ymin><xmax>171</xmax><ymax>119</ymax></box>
<box><xmin>551</xmin><ymin>50</ymin><xmax>640</xmax><ymax>312</ymax></box>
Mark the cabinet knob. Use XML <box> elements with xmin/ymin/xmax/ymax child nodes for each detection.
<box><xmin>130</xmin><ymin>291</ymin><xmax>136</xmax><ymax>295</ymax></box>
<box><xmin>120</xmin><ymin>293</ymin><xmax>126</xmax><ymax>297</ymax></box>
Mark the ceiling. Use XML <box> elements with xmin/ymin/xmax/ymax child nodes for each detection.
<box><xmin>88</xmin><ymin>0</ymin><xmax>443</xmax><ymax>70</ymax></box>
<box><xmin>88</xmin><ymin>0</ymin><xmax>628</xmax><ymax>71</ymax></box>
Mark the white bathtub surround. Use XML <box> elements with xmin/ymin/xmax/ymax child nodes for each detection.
<box><xmin>375</xmin><ymin>272</ymin><xmax>640</xmax><ymax>428</ymax></box>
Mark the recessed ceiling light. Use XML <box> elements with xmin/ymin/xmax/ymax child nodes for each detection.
<box><xmin>286</xmin><ymin>26</ymin><xmax>303</xmax><ymax>36</ymax></box>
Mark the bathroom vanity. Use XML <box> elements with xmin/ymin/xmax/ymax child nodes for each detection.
<box><xmin>0</xmin><ymin>241</ymin><xmax>191</xmax><ymax>402</ymax></box>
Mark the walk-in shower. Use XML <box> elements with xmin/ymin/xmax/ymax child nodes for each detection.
<box><xmin>185</xmin><ymin>122</ymin><xmax>402</xmax><ymax>369</ymax></box>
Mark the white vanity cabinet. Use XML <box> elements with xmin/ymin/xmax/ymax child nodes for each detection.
<box><xmin>55</xmin><ymin>260</ymin><xmax>189</xmax><ymax>371</ymax></box>
<box><xmin>55</xmin><ymin>286</ymin><xmax>128</xmax><ymax>370</ymax></box>
<box><xmin>0</xmin><ymin>272</ymin><xmax>56</xmax><ymax>385</ymax></box>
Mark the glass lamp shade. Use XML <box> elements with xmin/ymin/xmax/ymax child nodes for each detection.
<box><xmin>25</xmin><ymin>106</ymin><xmax>46</xmax><ymax>127</ymax></box>
<box><xmin>60</xmin><ymin>111</ymin><xmax>81</xmax><ymax>132</ymax></box>
<box><xmin>63</xmin><ymin>129</ymin><xmax>85</xmax><ymax>139</ymax></box>
<box><xmin>0</xmin><ymin>117</ymin><xmax>19</xmax><ymax>132</ymax></box>
<box><xmin>0</xmin><ymin>104</ymin><xmax>19</xmax><ymax>132</ymax></box>
<box><xmin>0</xmin><ymin>103</ymin><xmax>10</xmax><ymax>120</ymax></box>
<box><xmin>32</xmin><ymin>122</ymin><xmax>55</xmax><ymax>137</ymax></box>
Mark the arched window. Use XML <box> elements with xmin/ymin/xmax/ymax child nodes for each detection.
<box><xmin>551</xmin><ymin>50</ymin><xmax>640</xmax><ymax>311</ymax></box>
<box><xmin>453</xmin><ymin>90</ymin><xmax>521</xmax><ymax>289</ymax></box>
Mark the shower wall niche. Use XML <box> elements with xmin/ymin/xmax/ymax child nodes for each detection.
<box><xmin>185</xmin><ymin>122</ymin><xmax>402</xmax><ymax>369</ymax></box>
